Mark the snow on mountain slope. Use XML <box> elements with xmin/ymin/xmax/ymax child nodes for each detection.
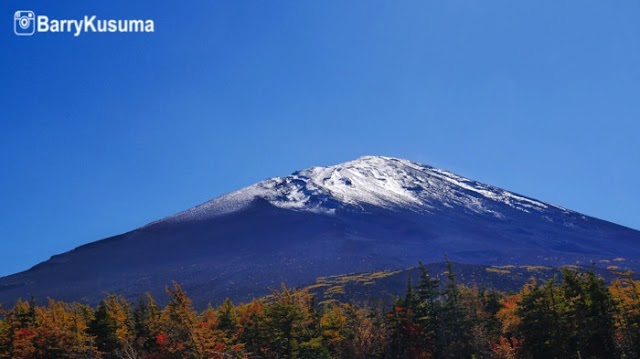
<box><xmin>1</xmin><ymin>155</ymin><xmax>638</xmax><ymax>308</ymax></box>
<box><xmin>163</xmin><ymin>156</ymin><xmax>571</xmax><ymax>223</ymax></box>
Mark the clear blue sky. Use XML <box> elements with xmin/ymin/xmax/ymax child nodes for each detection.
<box><xmin>1</xmin><ymin>1</ymin><xmax>638</xmax><ymax>276</ymax></box>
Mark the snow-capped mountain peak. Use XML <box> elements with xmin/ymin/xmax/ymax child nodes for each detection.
<box><xmin>4</xmin><ymin>156</ymin><xmax>638</xmax><ymax>308</ymax></box>
<box><xmin>164</xmin><ymin>156</ymin><xmax>567</xmax><ymax>223</ymax></box>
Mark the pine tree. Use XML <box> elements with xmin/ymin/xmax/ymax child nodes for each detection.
<box><xmin>517</xmin><ymin>278</ymin><xmax>565</xmax><ymax>358</ymax></box>
<box><xmin>262</xmin><ymin>285</ymin><xmax>325</xmax><ymax>358</ymax></box>
<box><xmin>580</xmin><ymin>270</ymin><xmax>617</xmax><ymax>357</ymax></box>
<box><xmin>438</xmin><ymin>259</ymin><xmax>472</xmax><ymax>358</ymax></box>
<box><xmin>217</xmin><ymin>298</ymin><xmax>239</xmax><ymax>341</ymax></box>
<box><xmin>415</xmin><ymin>262</ymin><xmax>440</xmax><ymax>355</ymax></box>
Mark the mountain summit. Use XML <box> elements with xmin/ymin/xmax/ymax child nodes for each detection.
<box><xmin>165</xmin><ymin>156</ymin><xmax>567</xmax><ymax>221</ymax></box>
<box><xmin>1</xmin><ymin>156</ymin><xmax>638</xmax><ymax>306</ymax></box>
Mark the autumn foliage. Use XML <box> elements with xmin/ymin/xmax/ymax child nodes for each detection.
<box><xmin>1</xmin><ymin>264</ymin><xmax>640</xmax><ymax>358</ymax></box>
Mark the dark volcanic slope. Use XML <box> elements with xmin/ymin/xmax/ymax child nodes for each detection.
<box><xmin>1</xmin><ymin>156</ymin><xmax>638</xmax><ymax>307</ymax></box>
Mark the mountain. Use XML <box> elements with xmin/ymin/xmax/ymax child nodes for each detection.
<box><xmin>1</xmin><ymin>156</ymin><xmax>638</xmax><ymax>307</ymax></box>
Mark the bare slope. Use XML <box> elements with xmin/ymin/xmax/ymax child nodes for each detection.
<box><xmin>1</xmin><ymin>156</ymin><xmax>638</xmax><ymax>307</ymax></box>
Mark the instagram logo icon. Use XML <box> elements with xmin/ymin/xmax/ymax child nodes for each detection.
<box><xmin>14</xmin><ymin>11</ymin><xmax>36</xmax><ymax>36</ymax></box>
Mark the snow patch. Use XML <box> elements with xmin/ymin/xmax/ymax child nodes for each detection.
<box><xmin>159</xmin><ymin>156</ymin><xmax>572</xmax><ymax>223</ymax></box>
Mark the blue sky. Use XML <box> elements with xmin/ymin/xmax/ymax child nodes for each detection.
<box><xmin>1</xmin><ymin>1</ymin><xmax>639</xmax><ymax>276</ymax></box>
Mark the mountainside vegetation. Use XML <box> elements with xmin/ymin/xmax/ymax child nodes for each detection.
<box><xmin>2</xmin><ymin>263</ymin><xmax>640</xmax><ymax>358</ymax></box>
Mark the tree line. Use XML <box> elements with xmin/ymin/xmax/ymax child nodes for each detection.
<box><xmin>1</xmin><ymin>262</ymin><xmax>640</xmax><ymax>358</ymax></box>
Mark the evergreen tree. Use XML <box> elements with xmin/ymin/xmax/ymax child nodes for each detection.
<box><xmin>263</xmin><ymin>285</ymin><xmax>324</xmax><ymax>358</ymax></box>
<box><xmin>438</xmin><ymin>259</ymin><xmax>472</xmax><ymax>358</ymax></box>
<box><xmin>566</xmin><ymin>270</ymin><xmax>617</xmax><ymax>358</ymax></box>
<box><xmin>415</xmin><ymin>262</ymin><xmax>440</xmax><ymax>355</ymax></box>
<box><xmin>217</xmin><ymin>297</ymin><xmax>239</xmax><ymax>340</ymax></box>
<box><xmin>517</xmin><ymin>278</ymin><xmax>565</xmax><ymax>358</ymax></box>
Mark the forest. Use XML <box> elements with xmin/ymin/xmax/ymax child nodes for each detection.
<box><xmin>1</xmin><ymin>262</ymin><xmax>640</xmax><ymax>359</ymax></box>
